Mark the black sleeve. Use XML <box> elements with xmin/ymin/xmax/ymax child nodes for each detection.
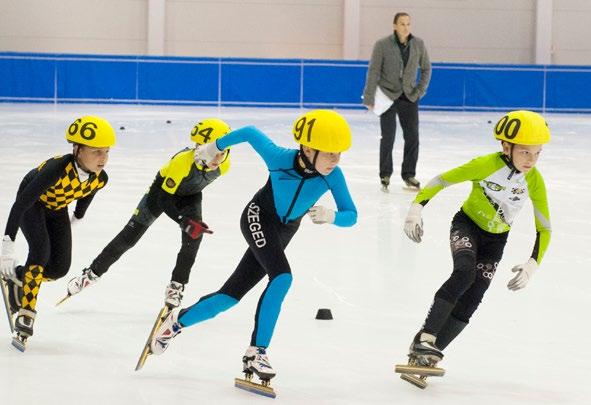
<box><xmin>73</xmin><ymin>171</ymin><xmax>109</xmax><ymax>219</ymax></box>
<box><xmin>4</xmin><ymin>157</ymin><xmax>69</xmax><ymax>240</ymax></box>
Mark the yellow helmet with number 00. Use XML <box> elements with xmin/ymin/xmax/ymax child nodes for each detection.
<box><xmin>65</xmin><ymin>115</ymin><xmax>116</xmax><ymax>147</ymax></box>
<box><xmin>292</xmin><ymin>110</ymin><xmax>352</xmax><ymax>153</ymax></box>
<box><xmin>190</xmin><ymin>118</ymin><xmax>231</xmax><ymax>145</ymax></box>
<box><xmin>493</xmin><ymin>110</ymin><xmax>551</xmax><ymax>145</ymax></box>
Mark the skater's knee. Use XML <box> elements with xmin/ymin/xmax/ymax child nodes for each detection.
<box><xmin>267</xmin><ymin>273</ymin><xmax>292</xmax><ymax>297</ymax></box>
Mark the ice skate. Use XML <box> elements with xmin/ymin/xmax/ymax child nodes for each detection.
<box><xmin>149</xmin><ymin>307</ymin><xmax>182</xmax><ymax>356</ymax></box>
<box><xmin>135</xmin><ymin>305</ymin><xmax>174</xmax><ymax>370</ymax></box>
<box><xmin>56</xmin><ymin>268</ymin><xmax>100</xmax><ymax>306</ymax></box>
<box><xmin>402</xmin><ymin>176</ymin><xmax>421</xmax><ymax>192</ymax></box>
<box><xmin>380</xmin><ymin>176</ymin><xmax>390</xmax><ymax>193</ymax></box>
<box><xmin>164</xmin><ymin>281</ymin><xmax>184</xmax><ymax>308</ymax></box>
<box><xmin>12</xmin><ymin>308</ymin><xmax>36</xmax><ymax>352</ymax></box>
<box><xmin>234</xmin><ymin>346</ymin><xmax>277</xmax><ymax>398</ymax></box>
<box><xmin>394</xmin><ymin>332</ymin><xmax>445</xmax><ymax>389</ymax></box>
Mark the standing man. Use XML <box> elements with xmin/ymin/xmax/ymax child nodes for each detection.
<box><xmin>363</xmin><ymin>12</ymin><xmax>431</xmax><ymax>191</ymax></box>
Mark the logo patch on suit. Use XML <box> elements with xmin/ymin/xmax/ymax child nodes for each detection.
<box><xmin>166</xmin><ymin>178</ymin><xmax>176</xmax><ymax>188</ymax></box>
<box><xmin>483</xmin><ymin>181</ymin><xmax>504</xmax><ymax>191</ymax></box>
<box><xmin>511</xmin><ymin>186</ymin><xmax>525</xmax><ymax>194</ymax></box>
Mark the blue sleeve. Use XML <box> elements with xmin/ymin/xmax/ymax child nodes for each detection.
<box><xmin>327</xmin><ymin>168</ymin><xmax>357</xmax><ymax>227</ymax></box>
<box><xmin>216</xmin><ymin>126</ymin><xmax>288</xmax><ymax>169</ymax></box>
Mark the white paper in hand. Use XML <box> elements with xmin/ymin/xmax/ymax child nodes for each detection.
<box><xmin>372</xmin><ymin>87</ymin><xmax>394</xmax><ymax>116</ymax></box>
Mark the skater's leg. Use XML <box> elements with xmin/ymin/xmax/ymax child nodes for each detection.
<box><xmin>422</xmin><ymin>211</ymin><xmax>480</xmax><ymax>336</ymax></box>
<box><xmin>177</xmin><ymin>249</ymin><xmax>264</xmax><ymax>326</ymax></box>
<box><xmin>438</xmin><ymin>232</ymin><xmax>508</xmax><ymax>350</ymax></box>
<box><xmin>42</xmin><ymin>209</ymin><xmax>72</xmax><ymax>281</ymax></box>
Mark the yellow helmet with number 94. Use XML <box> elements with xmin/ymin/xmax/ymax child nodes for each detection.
<box><xmin>190</xmin><ymin>118</ymin><xmax>231</xmax><ymax>145</ymax></box>
<box><xmin>65</xmin><ymin>115</ymin><xmax>116</xmax><ymax>147</ymax></box>
<box><xmin>292</xmin><ymin>110</ymin><xmax>352</xmax><ymax>153</ymax></box>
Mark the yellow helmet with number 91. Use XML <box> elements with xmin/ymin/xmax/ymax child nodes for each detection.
<box><xmin>292</xmin><ymin>110</ymin><xmax>352</xmax><ymax>153</ymax></box>
<box><xmin>493</xmin><ymin>110</ymin><xmax>551</xmax><ymax>145</ymax></box>
<box><xmin>65</xmin><ymin>115</ymin><xmax>116</xmax><ymax>147</ymax></box>
<box><xmin>190</xmin><ymin>118</ymin><xmax>231</xmax><ymax>145</ymax></box>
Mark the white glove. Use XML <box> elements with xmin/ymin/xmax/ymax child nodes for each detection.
<box><xmin>195</xmin><ymin>142</ymin><xmax>222</xmax><ymax>166</ymax></box>
<box><xmin>0</xmin><ymin>235</ymin><xmax>17</xmax><ymax>280</ymax></box>
<box><xmin>404</xmin><ymin>203</ymin><xmax>424</xmax><ymax>243</ymax></box>
<box><xmin>308</xmin><ymin>206</ymin><xmax>336</xmax><ymax>225</ymax></box>
<box><xmin>70</xmin><ymin>213</ymin><xmax>82</xmax><ymax>226</ymax></box>
<box><xmin>507</xmin><ymin>258</ymin><xmax>538</xmax><ymax>291</ymax></box>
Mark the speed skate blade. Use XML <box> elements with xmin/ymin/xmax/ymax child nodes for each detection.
<box><xmin>395</xmin><ymin>364</ymin><xmax>445</xmax><ymax>377</ymax></box>
<box><xmin>135</xmin><ymin>306</ymin><xmax>171</xmax><ymax>371</ymax></box>
<box><xmin>12</xmin><ymin>335</ymin><xmax>26</xmax><ymax>352</ymax></box>
<box><xmin>400</xmin><ymin>373</ymin><xmax>427</xmax><ymax>389</ymax></box>
<box><xmin>234</xmin><ymin>377</ymin><xmax>276</xmax><ymax>398</ymax></box>
<box><xmin>0</xmin><ymin>278</ymin><xmax>15</xmax><ymax>332</ymax></box>
<box><xmin>55</xmin><ymin>294</ymin><xmax>71</xmax><ymax>307</ymax></box>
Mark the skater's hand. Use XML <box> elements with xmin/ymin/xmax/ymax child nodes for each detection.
<box><xmin>195</xmin><ymin>142</ymin><xmax>223</xmax><ymax>167</ymax></box>
<box><xmin>507</xmin><ymin>258</ymin><xmax>537</xmax><ymax>291</ymax></box>
<box><xmin>404</xmin><ymin>203</ymin><xmax>424</xmax><ymax>243</ymax></box>
<box><xmin>0</xmin><ymin>235</ymin><xmax>17</xmax><ymax>280</ymax></box>
<box><xmin>308</xmin><ymin>205</ymin><xmax>335</xmax><ymax>224</ymax></box>
<box><xmin>180</xmin><ymin>217</ymin><xmax>213</xmax><ymax>239</ymax></box>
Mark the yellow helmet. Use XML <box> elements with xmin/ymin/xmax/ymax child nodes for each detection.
<box><xmin>190</xmin><ymin>118</ymin><xmax>231</xmax><ymax>145</ymax></box>
<box><xmin>65</xmin><ymin>116</ymin><xmax>116</xmax><ymax>147</ymax></box>
<box><xmin>493</xmin><ymin>110</ymin><xmax>551</xmax><ymax>145</ymax></box>
<box><xmin>292</xmin><ymin>110</ymin><xmax>352</xmax><ymax>153</ymax></box>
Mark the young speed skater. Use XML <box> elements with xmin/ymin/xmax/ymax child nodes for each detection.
<box><xmin>61</xmin><ymin>119</ymin><xmax>232</xmax><ymax>309</ymax></box>
<box><xmin>0</xmin><ymin>116</ymin><xmax>116</xmax><ymax>350</ymax></box>
<box><xmin>148</xmin><ymin>110</ymin><xmax>357</xmax><ymax>395</ymax></box>
<box><xmin>395</xmin><ymin>110</ymin><xmax>551</xmax><ymax>388</ymax></box>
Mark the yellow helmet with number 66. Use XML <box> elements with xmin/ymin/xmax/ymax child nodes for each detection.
<box><xmin>292</xmin><ymin>110</ymin><xmax>352</xmax><ymax>153</ymax></box>
<box><xmin>65</xmin><ymin>115</ymin><xmax>116</xmax><ymax>147</ymax></box>
<box><xmin>493</xmin><ymin>110</ymin><xmax>551</xmax><ymax>145</ymax></box>
<box><xmin>190</xmin><ymin>118</ymin><xmax>231</xmax><ymax>145</ymax></box>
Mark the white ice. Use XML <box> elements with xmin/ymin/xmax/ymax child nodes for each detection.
<box><xmin>0</xmin><ymin>104</ymin><xmax>589</xmax><ymax>404</ymax></box>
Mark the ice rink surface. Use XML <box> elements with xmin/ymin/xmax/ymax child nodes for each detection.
<box><xmin>0</xmin><ymin>104</ymin><xmax>589</xmax><ymax>404</ymax></box>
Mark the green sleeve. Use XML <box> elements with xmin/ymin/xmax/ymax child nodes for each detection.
<box><xmin>414</xmin><ymin>153</ymin><xmax>503</xmax><ymax>205</ymax></box>
<box><xmin>526</xmin><ymin>169</ymin><xmax>551</xmax><ymax>264</ymax></box>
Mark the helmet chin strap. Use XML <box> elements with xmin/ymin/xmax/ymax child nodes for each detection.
<box><xmin>298</xmin><ymin>146</ymin><xmax>319</xmax><ymax>175</ymax></box>
<box><xmin>502</xmin><ymin>142</ymin><xmax>518</xmax><ymax>171</ymax></box>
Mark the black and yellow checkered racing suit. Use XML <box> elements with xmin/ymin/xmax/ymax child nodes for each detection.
<box><xmin>4</xmin><ymin>154</ymin><xmax>108</xmax><ymax>313</ymax></box>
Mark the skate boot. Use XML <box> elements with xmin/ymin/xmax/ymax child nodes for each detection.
<box><xmin>150</xmin><ymin>307</ymin><xmax>182</xmax><ymax>355</ymax></box>
<box><xmin>410</xmin><ymin>331</ymin><xmax>443</xmax><ymax>364</ymax></box>
<box><xmin>380</xmin><ymin>176</ymin><xmax>390</xmax><ymax>192</ymax></box>
<box><xmin>395</xmin><ymin>331</ymin><xmax>445</xmax><ymax>388</ymax></box>
<box><xmin>403</xmin><ymin>176</ymin><xmax>421</xmax><ymax>191</ymax></box>
<box><xmin>243</xmin><ymin>346</ymin><xmax>276</xmax><ymax>381</ymax></box>
<box><xmin>67</xmin><ymin>268</ymin><xmax>100</xmax><ymax>296</ymax></box>
<box><xmin>164</xmin><ymin>281</ymin><xmax>184</xmax><ymax>308</ymax></box>
<box><xmin>12</xmin><ymin>308</ymin><xmax>36</xmax><ymax>351</ymax></box>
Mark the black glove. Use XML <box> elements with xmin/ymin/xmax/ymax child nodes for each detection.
<box><xmin>180</xmin><ymin>217</ymin><xmax>213</xmax><ymax>239</ymax></box>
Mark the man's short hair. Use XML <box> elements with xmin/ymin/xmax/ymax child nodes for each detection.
<box><xmin>393</xmin><ymin>12</ymin><xmax>410</xmax><ymax>24</ymax></box>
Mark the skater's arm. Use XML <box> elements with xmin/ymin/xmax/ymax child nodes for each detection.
<box><xmin>415</xmin><ymin>153</ymin><xmax>503</xmax><ymax>206</ymax></box>
<box><xmin>328</xmin><ymin>168</ymin><xmax>357</xmax><ymax>227</ymax></box>
<box><xmin>3</xmin><ymin>158</ymin><xmax>67</xmax><ymax>240</ymax></box>
<box><xmin>216</xmin><ymin>126</ymin><xmax>288</xmax><ymax>169</ymax></box>
<box><xmin>526</xmin><ymin>169</ymin><xmax>551</xmax><ymax>264</ymax></box>
<box><xmin>72</xmin><ymin>171</ymin><xmax>108</xmax><ymax>219</ymax></box>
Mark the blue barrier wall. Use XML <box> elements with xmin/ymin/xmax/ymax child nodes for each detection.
<box><xmin>1</xmin><ymin>52</ymin><xmax>591</xmax><ymax>113</ymax></box>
